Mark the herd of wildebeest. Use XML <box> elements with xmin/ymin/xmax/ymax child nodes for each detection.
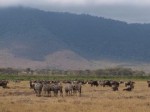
<box><xmin>0</xmin><ymin>79</ymin><xmax>150</xmax><ymax>97</ymax></box>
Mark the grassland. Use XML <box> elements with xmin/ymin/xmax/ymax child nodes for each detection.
<box><xmin>0</xmin><ymin>79</ymin><xmax>150</xmax><ymax>112</ymax></box>
<box><xmin>0</xmin><ymin>74</ymin><xmax>150</xmax><ymax>81</ymax></box>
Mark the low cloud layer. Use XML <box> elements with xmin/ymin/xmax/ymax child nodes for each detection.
<box><xmin>1</xmin><ymin>0</ymin><xmax>150</xmax><ymax>6</ymax></box>
<box><xmin>0</xmin><ymin>0</ymin><xmax>150</xmax><ymax>23</ymax></box>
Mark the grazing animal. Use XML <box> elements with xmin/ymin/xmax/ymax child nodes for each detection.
<box><xmin>72</xmin><ymin>83</ymin><xmax>82</xmax><ymax>96</ymax></box>
<box><xmin>88</xmin><ymin>80</ymin><xmax>99</xmax><ymax>87</ymax></box>
<box><xmin>29</xmin><ymin>80</ymin><xmax>35</xmax><ymax>89</ymax></box>
<box><xmin>125</xmin><ymin>81</ymin><xmax>135</xmax><ymax>88</ymax></box>
<box><xmin>65</xmin><ymin>84</ymin><xmax>73</xmax><ymax>96</ymax></box>
<box><xmin>102</xmin><ymin>80</ymin><xmax>112</xmax><ymax>87</ymax></box>
<box><xmin>111</xmin><ymin>84</ymin><xmax>119</xmax><ymax>91</ymax></box>
<box><xmin>34</xmin><ymin>82</ymin><xmax>43</xmax><ymax>97</ymax></box>
<box><xmin>110</xmin><ymin>81</ymin><xmax>119</xmax><ymax>87</ymax></box>
<box><xmin>42</xmin><ymin>83</ymin><xmax>52</xmax><ymax>97</ymax></box>
<box><xmin>147</xmin><ymin>81</ymin><xmax>150</xmax><ymax>87</ymax></box>
<box><xmin>52</xmin><ymin>83</ymin><xmax>63</xmax><ymax>97</ymax></box>
<box><xmin>119</xmin><ymin>80</ymin><xmax>124</xmax><ymax>84</ymax></box>
<box><xmin>50</xmin><ymin>83</ymin><xmax>63</xmax><ymax>97</ymax></box>
<box><xmin>42</xmin><ymin>83</ymin><xmax>63</xmax><ymax>97</ymax></box>
<box><xmin>0</xmin><ymin>80</ymin><xmax>8</xmax><ymax>88</ymax></box>
<box><xmin>109</xmin><ymin>80</ymin><xmax>119</xmax><ymax>91</ymax></box>
<box><xmin>123</xmin><ymin>85</ymin><xmax>133</xmax><ymax>91</ymax></box>
<box><xmin>123</xmin><ymin>81</ymin><xmax>134</xmax><ymax>91</ymax></box>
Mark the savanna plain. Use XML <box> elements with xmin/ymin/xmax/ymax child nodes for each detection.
<box><xmin>0</xmin><ymin>80</ymin><xmax>150</xmax><ymax>112</ymax></box>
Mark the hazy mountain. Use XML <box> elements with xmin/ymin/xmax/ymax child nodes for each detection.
<box><xmin>0</xmin><ymin>7</ymin><xmax>150</xmax><ymax>70</ymax></box>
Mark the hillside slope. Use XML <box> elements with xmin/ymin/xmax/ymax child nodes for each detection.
<box><xmin>0</xmin><ymin>7</ymin><xmax>150</xmax><ymax>70</ymax></box>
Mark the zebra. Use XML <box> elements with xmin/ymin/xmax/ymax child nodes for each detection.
<box><xmin>65</xmin><ymin>84</ymin><xmax>73</xmax><ymax>96</ymax></box>
<box><xmin>34</xmin><ymin>82</ymin><xmax>43</xmax><ymax>97</ymax></box>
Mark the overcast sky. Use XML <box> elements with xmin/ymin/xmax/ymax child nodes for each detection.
<box><xmin>0</xmin><ymin>0</ymin><xmax>150</xmax><ymax>23</ymax></box>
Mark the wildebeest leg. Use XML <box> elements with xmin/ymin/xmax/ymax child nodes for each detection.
<box><xmin>2</xmin><ymin>85</ymin><xmax>7</xmax><ymax>88</ymax></box>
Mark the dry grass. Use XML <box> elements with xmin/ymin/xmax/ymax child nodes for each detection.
<box><xmin>0</xmin><ymin>81</ymin><xmax>150</xmax><ymax>112</ymax></box>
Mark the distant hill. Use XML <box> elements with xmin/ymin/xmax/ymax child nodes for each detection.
<box><xmin>0</xmin><ymin>7</ymin><xmax>150</xmax><ymax>70</ymax></box>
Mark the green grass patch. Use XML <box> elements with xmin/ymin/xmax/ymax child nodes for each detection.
<box><xmin>0</xmin><ymin>74</ymin><xmax>150</xmax><ymax>81</ymax></box>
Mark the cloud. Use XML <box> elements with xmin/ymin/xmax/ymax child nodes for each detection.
<box><xmin>1</xmin><ymin>0</ymin><xmax>150</xmax><ymax>7</ymax></box>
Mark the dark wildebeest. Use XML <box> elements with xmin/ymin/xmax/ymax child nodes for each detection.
<box><xmin>102</xmin><ymin>80</ymin><xmax>112</xmax><ymax>87</ymax></box>
<box><xmin>147</xmin><ymin>81</ymin><xmax>150</xmax><ymax>87</ymax></box>
<box><xmin>111</xmin><ymin>84</ymin><xmax>119</xmax><ymax>91</ymax></box>
<box><xmin>29</xmin><ymin>80</ymin><xmax>36</xmax><ymax>89</ymax></box>
<box><xmin>111</xmin><ymin>81</ymin><xmax>119</xmax><ymax>86</ymax></box>
<box><xmin>110</xmin><ymin>81</ymin><xmax>119</xmax><ymax>91</ymax></box>
<box><xmin>0</xmin><ymin>80</ymin><xmax>8</xmax><ymax>88</ymax></box>
<box><xmin>125</xmin><ymin>81</ymin><xmax>135</xmax><ymax>88</ymax></box>
<box><xmin>119</xmin><ymin>80</ymin><xmax>124</xmax><ymax>84</ymax></box>
<box><xmin>88</xmin><ymin>80</ymin><xmax>99</xmax><ymax>87</ymax></box>
<box><xmin>76</xmin><ymin>80</ymin><xmax>87</xmax><ymax>85</ymax></box>
<box><xmin>123</xmin><ymin>85</ymin><xmax>133</xmax><ymax>91</ymax></box>
<box><xmin>123</xmin><ymin>81</ymin><xmax>135</xmax><ymax>91</ymax></box>
<box><xmin>34</xmin><ymin>82</ymin><xmax>43</xmax><ymax>97</ymax></box>
<box><xmin>99</xmin><ymin>81</ymin><xmax>105</xmax><ymax>86</ymax></box>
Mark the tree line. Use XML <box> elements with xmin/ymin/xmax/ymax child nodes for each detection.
<box><xmin>0</xmin><ymin>67</ymin><xmax>147</xmax><ymax>76</ymax></box>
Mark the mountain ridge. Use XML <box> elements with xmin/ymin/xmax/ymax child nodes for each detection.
<box><xmin>0</xmin><ymin>7</ymin><xmax>150</xmax><ymax>71</ymax></box>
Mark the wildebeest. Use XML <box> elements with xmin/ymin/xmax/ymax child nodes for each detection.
<box><xmin>123</xmin><ymin>81</ymin><xmax>135</xmax><ymax>91</ymax></box>
<box><xmin>0</xmin><ymin>80</ymin><xmax>8</xmax><ymax>88</ymax></box>
<box><xmin>88</xmin><ymin>80</ymin><xmax>99</xmax><ymax>87</ymax></box>
<box><xmin>102</xmin><ymin>80</ymin><xmax>112</xmax><ymax>87</ymax></box>
<box><xmin>123</xmin><ymin>85</ymin><xmax>133</xmax><ymax>91</ymax></box>
<box><xmin>119</xmin><ymin>80</ymin><xmax>124</xmax><ymax>84</ymax></box>
<box><xmin>111</xmin><ymin>84</ymin><xmax>119</xmax><ymax>91</ymax></box>
<box><xmin>29</xmin><ymin>80</ymin><xmax>36</xmax><ymax>89</ymax></box>
<box><xmin>147</xmin><ymin>80</ymin><xmax>150</xmax><ymax>87</ymax></box>
<box><xmin>109</xmin><ymin>80</ymin><xmax>119</xmax><ymax>91</ymax></box>
<box><xmin>110</xmin><ymin>81</ymin><xmax>119</xmax><ymax>86</ymax></box>
<box><xmin>125</xmin><ymin>81</ymin><xmax>135</xmax><ymax>88</ymax></box>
